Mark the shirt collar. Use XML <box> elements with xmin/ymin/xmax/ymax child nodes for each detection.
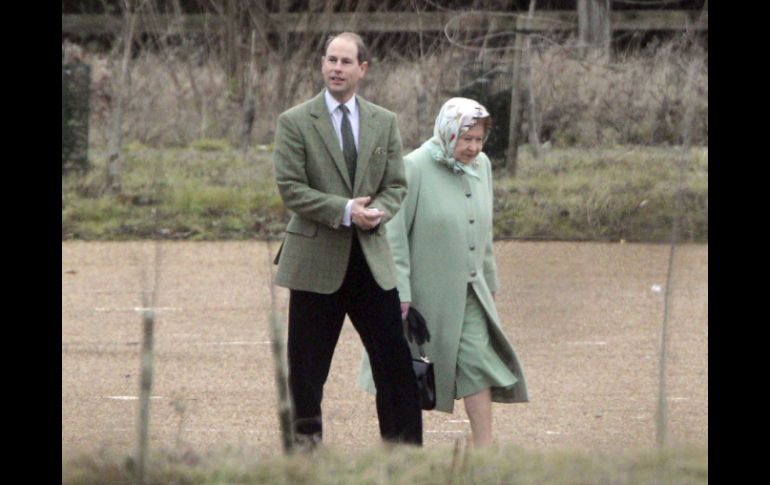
<box><xmin>324</xmin><ymin>89</ymin><xmax>357</xmax><ymax>117</ymax></box>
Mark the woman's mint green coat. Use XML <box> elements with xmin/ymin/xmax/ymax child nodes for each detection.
<box><xmin>358</xmin><ymin>145</ymin><xmax>529</xmax><ymax>413</ymax></box>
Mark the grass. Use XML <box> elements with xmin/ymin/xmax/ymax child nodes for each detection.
<box><xmin>492</xmin><ymin>146</ymin><xmax>708</xmax><ymax>242</ymax></box>
<box><xmin>61</xmin><ymin>443</ymin><xmax>707</xmax><ymax>485</ymax></box>
<box><xmin>61</xmin><ymin>144</ymin><xmax>707</xmax><ymax>243</ymax></box>
<box><xmin>62</xmin><ymin>142</ymin><xmax>287</xmax><ymax>241</ymax></box>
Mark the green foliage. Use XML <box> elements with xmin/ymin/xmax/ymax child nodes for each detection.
<box><xmin>62</xmin><ymin>147</ymin><xmax>287</xmax><ymax>240</ymax></box>
<box><xmin>190</xmin><ymin>138</ymin><xmax>232</xmax><ymax>152</ymax></box>
<box><xmin>61</xmin><ymin>146</ymin><xmax>707</xmax><ymax>242</ymax></box>
<box><xmin>62</xmin><ymin>444</ymin><xmax>707</xmax><ymax>485</ymax></box>
<box><xmin>494</xmin><ymin>147</ymin><xmax>707</xmax><ymax>242</ymax></box>
<box><xmin>123</xmin><ymin>141</ymin><xmax>151</xmax><ymax>152</ymax></box>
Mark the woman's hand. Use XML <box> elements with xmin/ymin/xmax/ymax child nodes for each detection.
<box><xmin>400</xmin><ymin>302</ymin><xmax>410</xmax><ymax>321</ymax></box>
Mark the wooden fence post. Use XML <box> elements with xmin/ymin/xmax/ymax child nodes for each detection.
<box><xmin>266</xmin><ymin>242</ymin><xmax>294</xmax><ymax>453</ymax></box>
<box><xmin>137</xmin><ymin>309</ymin><xmax>155</xmax><ymax>485</ymax></box>
<box><xmin>504</xmin><ymin>16</ymin><xmax>525</xmax><ymax>174</ymax></box>
<box><xmin>578</xmin><ymin>0</ymin><xmax>611</xmax><ymax>60</ymax></box>
<box><xmin>135</xmin><ymin>236</ymin><xmax>163</xmax><ymax>484</ymax></box>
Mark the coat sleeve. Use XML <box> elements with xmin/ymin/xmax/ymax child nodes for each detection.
<box><xmin>385</xmin><ymin>153</ymin><xmax>421</xmax><ymax>302</ymax></box>
<box><xmin>368</xmin><ymin>113</ymin><xmax>407</xmax><ymax>227</ymax></box>
<box><xmin>272</xmin><ymin>112</ymin><xmax>349</xmax><ymax>229</ymax></box>
<box><xmin>481</xmin><ymin>154</ymin><xmax>500</xmax><ymax>293</ymax></box>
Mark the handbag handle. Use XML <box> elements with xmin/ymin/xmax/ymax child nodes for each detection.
<box><xmin>415</xmin><ymin>343</ymin><xmax>429</xmax><ymax>361</ymax></box>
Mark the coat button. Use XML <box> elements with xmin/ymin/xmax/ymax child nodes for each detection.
<box><xmin>470</xmin><ymin>245</ymin><xmax>476</xmax><ymax>251</ymax></box>
<box><xmin>470</xmin><ymin>270</ymin><xmax>477</xmax><ymax>277</ymax></box>
<box><xmin>469</xmin><ymin>219</ymin><xmax>475</xmax><ymax>224</ymax></box>
<box><xmin>466</xmin><ymin>192</ymin><xmax>472</xmax><ymax>197</ymax></box>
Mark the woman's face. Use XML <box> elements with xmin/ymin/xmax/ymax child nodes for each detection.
<box><xmin>453</xmin><ymin>123</ymin><xmax>485</xmax><ymax>164</ymax></box>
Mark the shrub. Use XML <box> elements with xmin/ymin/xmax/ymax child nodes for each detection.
<box><xmin>75</xmin><ymin>35</ymin><xmax>706</xmax><ymax>151</ymax></box>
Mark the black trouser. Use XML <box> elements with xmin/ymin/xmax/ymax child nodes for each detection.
<box><xmin>287</xmin><ymin>235</ymin><xmax>422</xmax><ymax>445</ymax></box>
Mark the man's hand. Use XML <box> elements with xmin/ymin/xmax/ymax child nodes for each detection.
<box><xmin>351</xmin><ymin>196</ymin><xmax>384</xmax><ymax>230</ymax></box>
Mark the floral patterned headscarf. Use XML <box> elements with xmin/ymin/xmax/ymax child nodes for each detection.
<box><xmin>423</xmin><ymin>97</ymin><xmax>490</xmax><ymax>174</ymax></box>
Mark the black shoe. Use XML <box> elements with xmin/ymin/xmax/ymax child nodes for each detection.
<box><xmin>292</xmin><ymin>431</ymin><xmax>322</xmax><ymax>454</ymax></box>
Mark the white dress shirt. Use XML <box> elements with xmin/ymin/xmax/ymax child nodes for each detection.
<box><xmin>324</xmin><ymin>90</ymin><xmax>379</xmax><ymax>227</ymax></box>
<box><xmin>325</xmin><ymin>89</ymin><xmax>360</xmax><ymax>153</ymax></box>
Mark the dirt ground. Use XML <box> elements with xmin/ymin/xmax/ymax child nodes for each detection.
<box><xmin>62</xmin><ymin>241</ymin><xmax>707</xmax><ymax>456</ymax></box>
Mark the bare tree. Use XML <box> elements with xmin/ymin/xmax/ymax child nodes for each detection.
<box><xmin>142</xmin><ymin>0</ymin><xmax>192</xmax><ymax>145</ymax></box>
<box><xmin>273</xmin><ymin>0</ymin><xmax>291</xmax><ymax>113</ymax></box>
<box><xmin>504</xmin><ymin>13</ymin><xmax>526</xmax><ymax>174</ymax></box>
<box><xmin>240</xmin><ymin>30</ymin><xmax>257</xmax><ymax>153</ymax></box>
<box><xmin>578</xmin><ymin>0</ymin><xmax>611</xmax><ymax>60</ymax></box>
<box><xmin>525</xmin><ymin>0</ymin><xmax>541</xmax><ymax>158</ymax></box>
<box><xmin>263</xmin><ymin>0</ymin><xmax>331</xmax><ymax>114</ymax></box>
<box><xmin>106</xmin><ymin>0</ymin><xmax>147</xmax><ymax>193</ymax></box>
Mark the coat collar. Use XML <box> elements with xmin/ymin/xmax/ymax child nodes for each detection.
<box><xmin>309</xmin><ymin>90</ymin><xmax>378</xmax><ymax>193</ymax></box>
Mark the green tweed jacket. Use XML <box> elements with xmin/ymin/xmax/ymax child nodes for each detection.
<box><xmin>272</xmin><ymin>91</ymin><xmax>407</xmax><ymax>294</ymax></box>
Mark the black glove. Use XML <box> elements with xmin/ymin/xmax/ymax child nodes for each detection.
<box><xmin>405</xmin><ymin>307</ymin><xmax>431</xmax><ymax>346</ymax></box>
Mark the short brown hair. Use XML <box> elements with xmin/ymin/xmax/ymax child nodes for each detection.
<box><xmin>324</xmin><ymin>32</ymin><xmax>368</xmax><ymax>65</ymax></box>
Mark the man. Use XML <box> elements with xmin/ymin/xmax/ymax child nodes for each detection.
<box><xmin>271</xmin><ymin>32</ymin><xmax>422</xmax><ymax>449</ymax></box>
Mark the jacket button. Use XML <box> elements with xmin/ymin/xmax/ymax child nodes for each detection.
<box><xmin>470</xmin><ymin>245</ymin><xmax>476</xmax><ymax>251</ymax></box>
<box><xmin>466</xmin><ymin>192</ymin><xmax>472</xmax><ymax>197</ymax></box>
<box><xmin>470</xmin><ymin>270</ymin><xmax>477</xmax><ymax>277</ymax></box>
<box><xmin>469</xmin><ymin>219</ymin><xmax>475</xmax><ymax>224</ymax></box>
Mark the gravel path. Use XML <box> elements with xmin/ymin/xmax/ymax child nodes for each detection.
<box><xmin>62</xmin><ymin>241</ymin><xmax>707</xmax><ymax>455</ymax></box>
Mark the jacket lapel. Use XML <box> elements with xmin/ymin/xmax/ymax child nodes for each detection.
<box><xmin>309</xmin><ymin>92</ymin><xmax>353</xmax><ymax>191</ymax></box>
<box><xmin>355</xmin><ymin>96</ymin><xmax>377</xmax><ymax>192</ymax></box>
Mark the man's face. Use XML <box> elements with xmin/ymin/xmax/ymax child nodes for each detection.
<box><xmin>322</xmin><ymin>37</ymin><xmax>368</xmax><ymax>103</ymax></box>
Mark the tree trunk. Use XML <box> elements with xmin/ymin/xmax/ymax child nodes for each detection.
<box><xmin>273</xmin><ymin>0</ymin><xmax>291</xmax><ymax>113</ymax></box>
<box><xmin>224</xmin><ymin>0</ymin><xmax>242</xmax><ymax>100</ymax></box>
<box><xmin>504</xmin><ymin>16</ymin><xmax>525</xmax><ymax>174</ymax></box>
<box><xmin>106</xmin><ymin>0</ymin><xmax>143</xmax><ymax>194</ymax></box>
<box><xmin>525</xmin><ymin>0</ymin><xmax>541</xmax><ymax>158</ymax></box>
<box><xmin>578</xmin><ymin>0</ymin><xmax>611</xmax><ymax>60</ymax></box>
<box><xmin>240</xmin><ymin>30</ymin><xmax>257</xmax><ymax>154</ymax></box>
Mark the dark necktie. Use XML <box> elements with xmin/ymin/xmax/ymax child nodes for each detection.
<box><xmin>339</xmin><ymin>104</ymin><xmax>357</xmax><ymax>182</ymax></box>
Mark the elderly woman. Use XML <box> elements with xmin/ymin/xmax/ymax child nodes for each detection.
<box><xmin>358</xmin><ymin>97</ymin><xmax>529</xmax><ymax>447</ymax></box>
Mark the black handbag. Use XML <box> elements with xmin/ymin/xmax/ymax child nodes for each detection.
<box><xmin>412</xmin><ymin>352</ymin><xmax>436</xmax><ymax>411</ymax></box>
<box><xmin>405</xmin><ymin>308</ymin><xmax>436</xmax><ymax>411</ymax></box>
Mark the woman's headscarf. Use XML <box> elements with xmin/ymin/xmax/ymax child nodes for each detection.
<box><xmin>423</xmin><ymin>97</ymin><xmax>490</xmax><ymax>174</ymax></box>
